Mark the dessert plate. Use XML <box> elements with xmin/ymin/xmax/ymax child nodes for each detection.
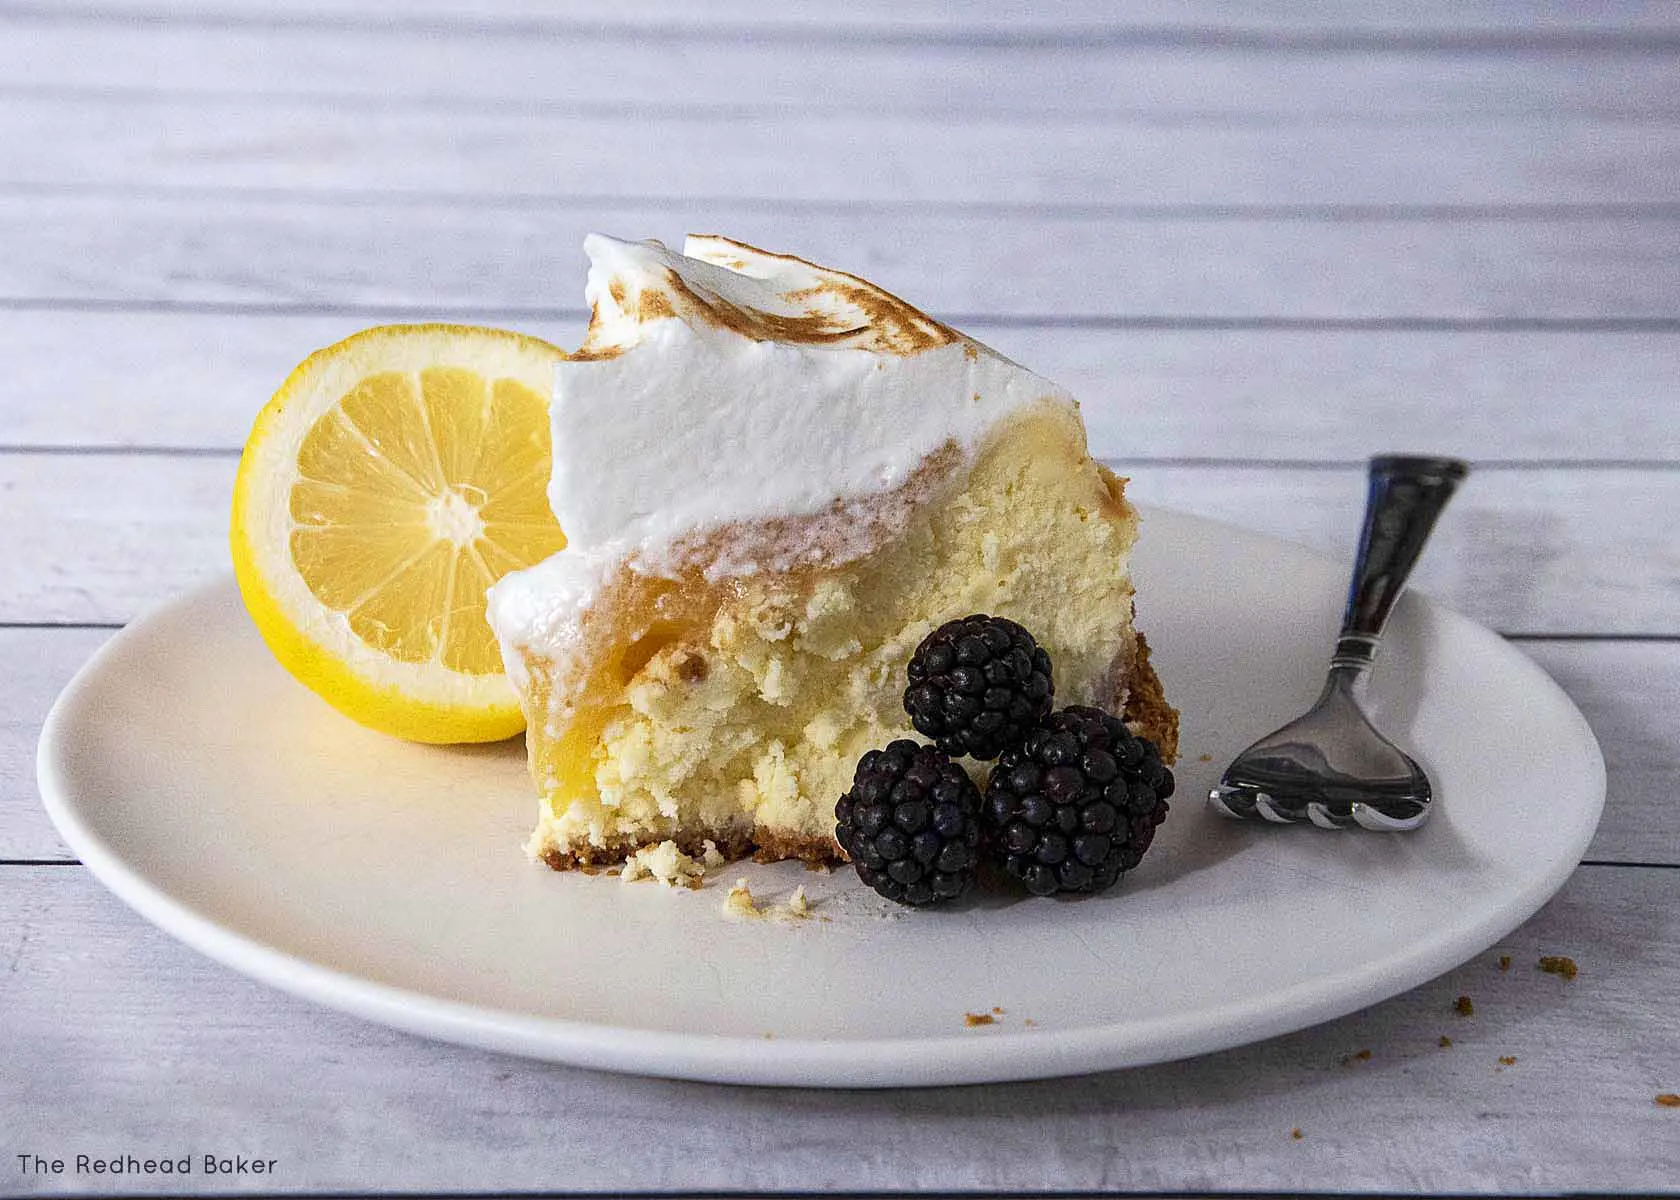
<box><xmin>38</xmin><ymin>508</ymin><xmax>1604</xmax><ymax>1088</ymax></box>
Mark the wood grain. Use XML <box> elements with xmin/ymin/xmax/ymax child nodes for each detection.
<box><xmin>8</xmin><ymin>21</ymin><xmax>1680</xmax><ymax>117</ymax></box>
<box><xmin>1520</xmin><ymin>640</ymin><xmax>1680</xmax><ymax>867</ymax></box>
<box><xmin>8</xmin><ymin>0</ymin><xmax>1679</xmax><ymax>38</ymax></box>
<box><xmin>7</xmin><ymin>195</ymin><xmax>1680</xmax><ymax>322</ymax></box>
<box><xmin>0</xmin><ymin>453</ymin><xmax>236</xmax><ymax>627</ymax></box>
<box><xmin>8</xmin><ymin>633</ymin><xmax>1675</xmax><ymax>866</ymax></box>
<box><xmin>1</xmin><ymin>862</ymin><xmax>1674</xmax><ymax>1194</ymax></box>
<box><xmin>6</xmin><ymin>97</ymin><xmax>1680</xmax><ymax>206</ymax></box>
<box><xmin>3</xmin><ymin>453</ymin><xmax>1668</xmax><ymax>634</ymax></box>
<box><xmin>3</xmin><ymin>308</ymin><xmax>1676</xmax><ymax>461</ymax></box>
<box><xmin>0</xmin><ymin>627</ymin><xmax>112</xmax><ymax>862</ymax></box>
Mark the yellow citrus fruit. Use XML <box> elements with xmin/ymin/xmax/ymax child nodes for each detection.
<box><xmin>230</xmin><ymin>324</ymin><xmax>567</xmax><ymax>743</ymax></box>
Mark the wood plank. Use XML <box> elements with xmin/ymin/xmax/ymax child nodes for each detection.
<box><xmin>7</xmin><ymin>195</ymin><xmax>1680</xmax><ymax>322</ymax></box>
<box><xmin>0</xmin><ymin>627</ymin><xmax>112</xmax><ymax>862</ymax></box>
<box><xmin>0</xmin><ymin>862</ymin><xmax>1673</xmax><ymax>1193</ymax></box>
<box><xmin>4</xmin><ymin>308</ymin><xmax>1677</xmax><ymax>463</ymax></box>
<box><xmin>0</xmin><ymin>453</ymin><xmax>238</xmax><ymax>628</ymax></box>
<box><xmin>1519</xmin><ymin>640</ymin><xmax>1680</xmax><ymax>867</ymax></box>
<box><xmin>7</xmin><ymin>22</ymin><xmax>1680</xmax><ymax>118</ymax></box>
<box><xmin>0</xmin><ymin>454</ymin><xmax>1673</xmax><ymax>633</ymax></box>
<box><xmin>3</xmin><ymin>632</ymin><xmax>1670</xmax><ymax>866</ymax></box>
<box><xmin>8</xmin><ymin>1</ymin><xmax>1678</xmax><ymax>38</ymax></box>
<box><xmin>5</xmin><ymin>97</ymin><xmax>1680</xmax><ymax>206</ymax></box>
<box><xmin>1050</xmin><ymin>328</ymin><xmax>1679</xmax><ymax>466</ymax></box>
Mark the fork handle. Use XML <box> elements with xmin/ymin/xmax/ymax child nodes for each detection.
<box><xmin>1333</xmin><ymin>455</ymin><xmax>1470</xmax><ymax>672</ymax></box>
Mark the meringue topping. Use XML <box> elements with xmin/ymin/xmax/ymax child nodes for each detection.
<box><xmin>486</xmin><ymin>234</ymin><xmax>1073</xmax><ymax>682</ymax></box>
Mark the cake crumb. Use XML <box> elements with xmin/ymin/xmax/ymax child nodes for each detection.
<box><xmin>620</xmin><ymin>840</ymin><xmax>719</xmax><ymax>889</ymax></box>
<box><xmin>1498</xmin><ymin>1055</ymin><xmax>1518</xmax><ymax>1066</ymax></box>
<box><xmin>1341</xmin><ymin>1048</ymin><xmax>1373</xmax><ymax>1066</ymax></box>
<box><xmin>724</xmin><ymin>878</ymin><xmax>764</xmax><ymax>919</ymax></box>
<box><xmin>721</xmin><ymin>878</ymin><xmax>815</xmax><ymax>922</ymax></box>
<box><xmin>965</xmin><ymin>1012</ymin><xmax>996</xmax><ymax>1027</ymax></box>
<box><xmin>1023</xmin><ymin>1018</ymin><xmax>1037</xmax><ymax>1028</ymax></box>
<box><xmin>991</xmin><ymin>1006</ymin><xmax>1004</xmax><ymax>1015</ymax></box>
<box><xmin>1656</xmin><ymin>1094</ymin><xmax>1680</xmax><ymax>1108</ymax></box>
<box><xmin>1438</xmin><ymin>1036</ymin><xmax>1453</xmax><ymax>1048</ymax></box>
<box><xmin>1455</xmin><ymin>995</ymin><xmax>1475</xmax><ymax>1017</ymax></box>
<box><xmin>1291</xmin><ymin>1128</ymin><xmax>1304</xmax><ymax>1141</ymax></box>
<box><xmin>1538</xmin><ymin>954</ymin><xmax>1579</xmax><ymax>980</ymax></box>
<box><xmin>1498</xmin><ymin>955</ymin><xmax>1512</xmax><ymax>971</ymax></box>
<box><xmin>785</xmin><ymin>886</ymin><xmax>812</xmax><ymax>919</ymax></box>
<box><xmin>1198</xmin><ymin>753</ymin><xmax>1213</xmax><ymax>762</ymax></box>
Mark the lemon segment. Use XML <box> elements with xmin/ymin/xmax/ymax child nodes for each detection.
<box><xmin>231</xmin><ymin>324</ymin><xmax>567</xmax><ymax>743</ymax></box>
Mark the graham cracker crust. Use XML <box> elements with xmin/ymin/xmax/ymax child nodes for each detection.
<box><xmin>538</xmin><ymin>827</ymin><xmax>841</xmax><ymax>872</ymax></box>
<box><xmin>751</xmin><ymin>827</ymin><xmax>845</xmax><ymax>864</ymax></box>
<box><xmin>1123</xmin><ymin>631</ymin><xmax>1181</xmax><ymax>764</ymax></box>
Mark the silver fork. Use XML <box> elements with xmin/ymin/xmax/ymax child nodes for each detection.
<box><xmin>1209</xmin><ymin>455</ymin><xmax>1469</xmax><ymax>831</ymax></box>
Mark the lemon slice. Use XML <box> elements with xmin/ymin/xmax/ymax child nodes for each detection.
<box><xmin>231</xmin><ymin>324</ymin><xmax>567</xmax><ymax>743</ymax></box>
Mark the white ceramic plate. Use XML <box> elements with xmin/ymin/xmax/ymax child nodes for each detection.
<box><xmin>38</xmin><ymin>508</ymin><xmax>1604</xmax><ymax>1088</ymax></box>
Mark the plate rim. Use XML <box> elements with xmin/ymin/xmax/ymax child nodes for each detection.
<box><xmin>36</xmin><ymin>507</ymin><xmax>1608</xmax><ymax>1087</ymax></box>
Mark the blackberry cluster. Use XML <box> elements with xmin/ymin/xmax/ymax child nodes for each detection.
<box><xmin>840</xmin><ymin>615</ymin><xmax>1173</xmax><ymax>907</ymax></box>
<box><xmin>904</xmin><ymin>615</ymin><xmax>1053</xmax><ymax>760</ymax></box>
<box><xmin>835</xmin><ymin>739</ymin><xmax>982</xmax><ymax>907</ymax></box>
<box><xmin>981</xmin><ymin>706</ymin><xmax>1172</xmax><ymax>896</ymax></box>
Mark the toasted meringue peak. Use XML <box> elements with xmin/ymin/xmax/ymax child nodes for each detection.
<box><xmin>575</xmin><ymin>233</ymin><xmax>958</xmax><ymax>359</ymax></box>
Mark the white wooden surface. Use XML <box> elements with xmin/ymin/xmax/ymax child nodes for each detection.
<box><xmin>1</xmin><ymin>4</ymin><xmax>1677</xmax><ymax>1196</ymax></box>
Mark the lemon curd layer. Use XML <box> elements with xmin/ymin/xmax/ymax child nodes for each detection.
<box><xmin>486</xmin><ymin>236</ymin><xmax>1177</xmax><ymax>866</ymax></box>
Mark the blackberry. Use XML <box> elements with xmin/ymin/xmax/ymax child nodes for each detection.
<box><xmin>904</xmin><ymin>615</ymin><xmax>1054</xmax><ymax>760</ymax></box>
<box><xmin>835</xmin><ymin>739</ymin><xmax>982</xmax><ymax>907</ymax></box>
<box><xmin>981</xmin><ymin>706</ymin><xmax>1173</xmax><ymax>896</ymax></box>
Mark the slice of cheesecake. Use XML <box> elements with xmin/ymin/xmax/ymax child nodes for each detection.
<box><xmin>486</xmin><ymin>235</ymin><xmax>1177</xmax><ymax>869</ymax></box>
